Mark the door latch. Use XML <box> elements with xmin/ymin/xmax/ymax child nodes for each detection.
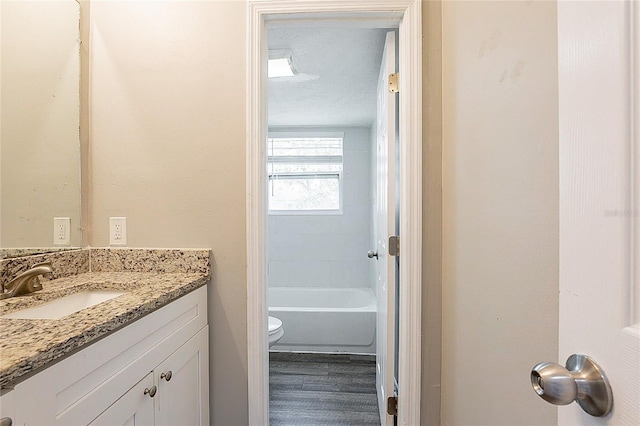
<box><xmin>389</xmin><ymin>236</ymin><xmax>399</xmax><ymax>256</ymax></box>
<box><xmin>386</xmin><ymin>396</ymin><xmax>398</xmax><ymax>416</ymax></box>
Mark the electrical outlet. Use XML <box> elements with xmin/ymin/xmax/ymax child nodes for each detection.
<box><xmin>53</xmin><ymin>217</ymin><xmax>71</xmax><ymax>245</ymax></box>
<box><xmin>109</xmin><ymin>217</ymin><xmax>127</xmax><ymax>246</ymax></box>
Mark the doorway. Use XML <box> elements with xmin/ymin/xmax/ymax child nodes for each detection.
<box><xmin>246</xmin><ymin>2</ymin><xmax>423</xmax><ymax>425</ymax></box>
<box><xmin>265</xmin><ymin>24</ymin><xmax>396</xmax><ymax>425</ymax></box>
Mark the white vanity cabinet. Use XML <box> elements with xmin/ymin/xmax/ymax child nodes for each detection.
<box><xmin>0</xmin><ymin>390</ymin><xmax>14</xmax><ymax>425</ymax></box>
<box><xmin>11</xmin><ymin>286</ymin><xmax>209</xmax><ymax>426</ymax></box>
<box><xmin>90</xmin><ymin>327</ymin><xmax>209</xmax><ymax>426</ymax></box>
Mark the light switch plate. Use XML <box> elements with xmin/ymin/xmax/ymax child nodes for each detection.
<box><xmin>109</xmin><ymin>217</ymin><xmax>127</xmax><ymax>246</ymax></box>
<box><xmin>53</xmin><ymin>217</ymin><xmax>71</xmax><ymax>245</ymax></box>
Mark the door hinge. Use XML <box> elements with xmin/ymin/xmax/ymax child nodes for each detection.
<box><xmin>387</xmin><ymin>396</ymin><xmax>398</xmax><ymax>416</ymax></box>
<box><xmin>389</xmin><ymin>236</ymin><xmax>399</xmax><ymax>256</ymax></box>
<box><xmin>388</xmin><ymin>73</ymin><xmax>399</xmax><ymax>93</ymax></box>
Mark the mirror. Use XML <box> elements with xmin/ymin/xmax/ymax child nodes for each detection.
<box><xmin>1</xmin><ymin>0</ymin><xmax>81</xmax><ymax>258</ymax></box>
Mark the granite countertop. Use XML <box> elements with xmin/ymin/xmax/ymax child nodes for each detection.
<box><xmin>0</xmin><ymin>271</ymin><xmax>209</xmax><ymax>388</ymax></box>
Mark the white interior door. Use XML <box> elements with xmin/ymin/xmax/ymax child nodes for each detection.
<box><xmin>558</xmin><ymin>1</ymin><xmax>639</xmax><ymax>424</ymax></box>
<box><xmin>375</xmin><ymin>30</ymin><xmax>397</xmax><ymax>426</ymax></box>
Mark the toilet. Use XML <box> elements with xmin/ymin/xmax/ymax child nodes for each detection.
<box><xmin>268</xmin><ymin>316</ymin><xmax>284</xmax><ymax>348</ymax></box>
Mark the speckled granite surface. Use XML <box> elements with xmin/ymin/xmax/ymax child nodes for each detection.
<box><xmin>90</xmin><ymin>248</ymin><xmax>210</xmax><ymax>273</ymax></box>
<box><xmin>0</xmin><ymin>249</ymin><xmax>211</xmax><ymax>388</ymax></box>
<box><xmin>0</xmin><ymin>247</ymin><xmax>81</xmax><ymax>260</ymax></box>
<box><xmin>0</xmin><ymin>249</ymin><xmax>89</xmax><ymax>284</ymax></box>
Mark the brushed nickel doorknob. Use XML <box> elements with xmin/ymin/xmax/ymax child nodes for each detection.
<box><xmin>531</xmin><ymin>354</ymin><xmax>612</xmax><ymax>417</ymax></box>
<box><xmin>161</xmin><ymin>371</ymin><xmax>172</xmax><ymax>381</ymax></box>
<box><xmin>367</xmin><ymin>250</ymin><xmax>378</xmax><ymax>259</ymax></box>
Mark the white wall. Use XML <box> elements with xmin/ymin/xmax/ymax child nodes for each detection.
<box><xmin>268</xmin><ymin>127</ymin><xmax>372</xmax><ymax>289</ymax></box>
<box><xmin>88</xmin><ymin>2</ymin><xmax>247</xmax><ymax>425</ymax></box>
<box><xmin>421</xmin><ymin>3</ymin><xmax>443</xmax><ymax>424</ymax></box>
<box><xmin>86</xmin><ymin>1</ymin><xmax>561</xmax><ymax>424</ymax></box>
<box><xmin>441</xmin><ymin>1</ymin><xmax>559</xmax><ymax>425</ymax></box>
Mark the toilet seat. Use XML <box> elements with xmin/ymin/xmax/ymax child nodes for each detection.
<box><xmin>268</xmin><ymin>316</ymin><xmax>284</xmax><ymax>348</ymax></box>
<box><xmin>268</xmin><ymin>316</ymin><xmax>282</xmax><ymax>335</ymax></box>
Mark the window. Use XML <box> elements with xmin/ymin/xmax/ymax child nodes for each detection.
<box><xmin>267</xmin><ymin>133</ymin><xmax>343</xmax><ymax>214</ymax></box>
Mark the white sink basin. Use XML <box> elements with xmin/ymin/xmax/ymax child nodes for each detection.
<box><xmin>1</xmin><ymin>290</ymin><xmax>126</xmax><ymax>320</ymax></box>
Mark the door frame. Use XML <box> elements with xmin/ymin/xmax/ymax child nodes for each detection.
<box><xmin>246</xmin><ymin>1</ymin><xmax>423</xmax><ymax>425</ymax></box>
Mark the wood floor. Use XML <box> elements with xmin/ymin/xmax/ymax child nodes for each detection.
<box><xmin>269</xmin><ymin>352</ymin><xmax>381</xmax><ymax>426</ymax></box>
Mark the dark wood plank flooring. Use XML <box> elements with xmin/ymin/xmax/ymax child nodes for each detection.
<box><xmin>269</xmin><ymin>352</ymin><xmax>381</xmax><ymax>426</ymax></box>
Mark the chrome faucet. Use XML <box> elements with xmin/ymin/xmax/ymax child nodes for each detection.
<box><xmin>1</xmin><ymin>262</ymin><xmax>54</xmax><ymax>300</ymax></box>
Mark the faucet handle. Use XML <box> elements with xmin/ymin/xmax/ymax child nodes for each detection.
<box><xmin>32</xmin><ymin>261</ymin><xmax>54</xmax><ymax>279</ymax></box>
<box><xmin>29</xmin><ymin>276</ymin><xmax>43</xmax><ymax>292</ymax></box>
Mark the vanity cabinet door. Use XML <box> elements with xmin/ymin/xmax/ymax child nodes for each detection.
<box><xmin>0</xmin><ymin>390</ymin><xmax>14</xmax><ymax>425</ymax></box>
<box><xmin>155</xmin><ymin>326</ymin><xmax>209</xmax><ymax>426</ymax></box>
<box><xmin>89</xmin><ymin>372</ymin><xmax>155</xmax><ymax>426</ymax></box>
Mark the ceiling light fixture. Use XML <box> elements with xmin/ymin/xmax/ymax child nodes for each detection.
<box><xmin>268</xmin><ymin>50</ymin><xmax>295</xmax><ymax>78</ymax></box>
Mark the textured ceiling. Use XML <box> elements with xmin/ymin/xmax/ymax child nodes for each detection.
<box><xmin>268</xmin><ymin>26</ymin><xmax>388</xmax><ymax>128</ymax></box>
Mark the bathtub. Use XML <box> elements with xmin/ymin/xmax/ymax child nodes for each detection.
<box><xmin>268</xmin><ymin>287</ymin><xmax>376</xmax><ymax>354</ymax></box>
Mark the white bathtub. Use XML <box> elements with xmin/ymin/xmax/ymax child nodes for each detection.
<box><xmin>268</xmin><ymin>287</ymin><xmax>376</xmax><ymax>354</ymax></box>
